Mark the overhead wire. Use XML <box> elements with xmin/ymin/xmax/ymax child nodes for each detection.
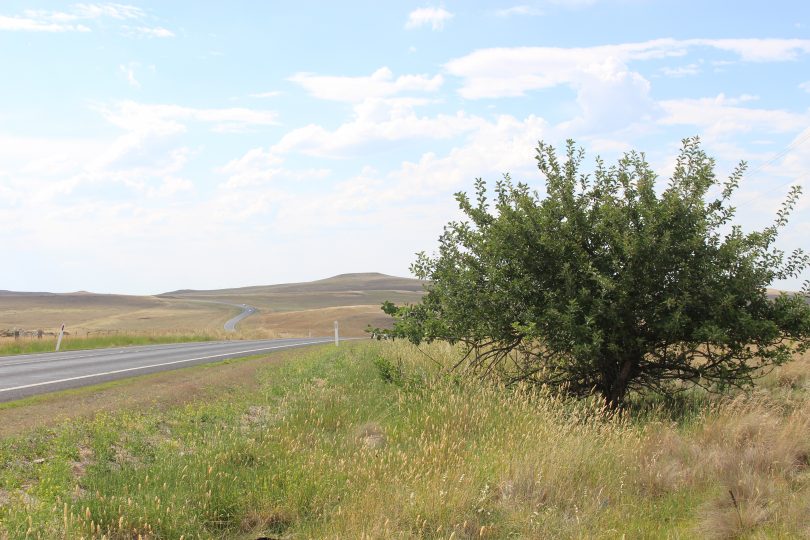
<box><xmin>731</xmin><ymin>126</ymin><xmax>810</xmax><ymax>210</ymax></box>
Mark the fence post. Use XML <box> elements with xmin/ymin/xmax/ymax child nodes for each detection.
<box><xmin>334</xmin><ymin>321</ymin><xmax>339</xmax><ymax>346</ymax></box>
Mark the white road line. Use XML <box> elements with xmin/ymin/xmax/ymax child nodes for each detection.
<box><xmin>0</xmin><ymin>342</ymin><xmax>207</xmax><ymax>364</ymax></box>
<box><xmin>0</xmin><ymin>339</ymin><xmax>332</xmax><ymax>394</ymax></box>
<box><xmin>0</xmin><ymin>340</ymin><xmax>277</xmax><ymax>368</ymax></box>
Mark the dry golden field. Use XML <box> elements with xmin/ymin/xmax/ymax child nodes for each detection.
<box><xmin>0</xmin><ymin>294</ymin><xmax>237</xmax><ymax>335</ymax></box>
<box><xmin>0</xmin><ymin>273</ymin><xmax>423</xmax><ymax>340</ymax></box>
<box><xmin>239</xmin><ymin>304</ymin><xmax>401</xmax><ymax>338</ymax></box>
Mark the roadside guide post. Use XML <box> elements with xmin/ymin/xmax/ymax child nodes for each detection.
<box><xmin>55</xmin><ymin>323</ymin><xmax>65</xmax><ymax>352</ymax></box>
<box><xmin>334</xmin><ymin>321</ymin><xmax>339</xmax><ymax>346</ymax></box>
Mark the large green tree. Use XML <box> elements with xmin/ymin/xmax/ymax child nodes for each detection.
<box><xmin>381</xmin><ymin>138</ymin><xmax>810</xmax><ymax>408</ymax></box>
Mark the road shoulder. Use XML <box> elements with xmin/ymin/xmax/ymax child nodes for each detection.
<box><xmin>0</xmin><ymin>344</ymin><xmax>331</xmax><ymax>438</ymax></box>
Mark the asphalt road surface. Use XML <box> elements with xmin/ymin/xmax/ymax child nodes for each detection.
<box><xmin>0</xmin><ymin>337</ymin><xmax>336</xmax><ymax>402</ymax></box>
<box><xmin>224</xmin><ymin>304</ymin><xmax>257</xmax><ymax>331</ymax></box>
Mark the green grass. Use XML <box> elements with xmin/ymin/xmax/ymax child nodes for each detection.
<box><xmin>1</xmin><ymin>342</ymin><xmax>809</xmax><ymax>538</ymax></box>
<box><xmin>0</xmin><ymin>352</ymin><xmax>270</xmax><ymax>414</ymax></box>
<box><xmin>0</xmin><ymin>333</ymin><xmax>219</xmax><ymax>357</ymax></box>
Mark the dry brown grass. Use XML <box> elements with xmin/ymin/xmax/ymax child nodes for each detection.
<box><xmin>632</xmin><ymin>349</ymin><xmax>810</xmax><ymax>538</ymax></box>
<box><xmin>241</xmin><ymin>304</ymin><xmax>395</xmax><ymax>338</ymax></box>
<box><xmin>0</xmin><ymin>294</ymin><xmax>235</xmax><ymax>334</ymax></box>
<box><xmin>0</xmin><ymin>273</ymin><xmax>421</xmax><ymax>338</ymax></box>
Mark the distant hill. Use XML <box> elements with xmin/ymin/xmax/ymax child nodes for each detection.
<box><xmin>157</xmin><ymin>273</ymin><xmax>427</xmax><ymax>336</ymax></box>
<box><xmin>0</xmin><ymin>273</ymin><xmax>425</xmax><ymax>336</ymax></box>
<box><xmin>0</xmin><ymin>290</ymin><xmax>56</xmax><ymax>297</ymax></box>
<box><xmin>160</xmin><ymin>272</ymin><xmax>425</xmax><ymax>296</ymax></box>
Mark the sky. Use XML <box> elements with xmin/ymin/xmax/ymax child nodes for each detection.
<box><xmin>1</xmin><ymin>1</ymin><xmax>809</xmax><ymax>295</ymax></box>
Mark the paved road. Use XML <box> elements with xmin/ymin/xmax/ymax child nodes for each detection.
<box><xmin>0</xmin><ymin>337</ymin><xmax>335</xmax><ymax>402</ymax></box>
<box><xmin>160</xmin><ymin>296</ymin><xmax>258</xmax><ymax>331</ymax></box>
<box><xmin>224</xmin><ymin>304</ymin><xmax>257</xmax><ymax>332</ymax></box>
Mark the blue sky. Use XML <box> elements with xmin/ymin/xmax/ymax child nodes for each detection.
<box><xmin>1</xmin><ymin>1</ymin><xmax>808</xmax><ymax>294</ymax></box>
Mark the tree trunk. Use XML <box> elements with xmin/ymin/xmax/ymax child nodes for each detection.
<box><xmin>605</xmin><ymin>358</ymin><xmax>634</xmax><ymax>409</ymax></box>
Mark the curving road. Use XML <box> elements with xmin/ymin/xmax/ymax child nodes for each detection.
<box><xmin>224</xmin><ymin>304</ymin><xmax>257</xmax><ymax>332</ymax></box>
<box><xmin>0</xmin><ymin>337</ymin><xmax>336</xmax><ymax>402</ymax></box>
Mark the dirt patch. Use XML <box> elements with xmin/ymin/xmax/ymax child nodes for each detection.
<box><xmin>355</xmin><ymin>422</ymin><xmax>386</xmax><ymax>450</ymax></box>
<box><xmin>71</xmin><ymin>446</ymin><xmax>94</xmax><ymax>478</ymax></box>
<box><xmin>0</xmin><ymin>345</ymin><xmax>332</xmax><ymax>437</ymax></box>
<box><xmin>242</xmin><ymin>405</ymin><xmax>273</xmax><ymax>427</ymax></box>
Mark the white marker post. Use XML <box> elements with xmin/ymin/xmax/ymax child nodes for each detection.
<box><xmin>334</xmin><ymin>320</ymin><xmax>339</xmax><ymax>347</ymax></box>
<box><xmin>55</xmin><ymin>323</ymin><xmax>65</xmax><ymax>352</ymax></box>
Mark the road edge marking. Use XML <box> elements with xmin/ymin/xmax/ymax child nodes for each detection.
<box><xmin>0</xmin><ymin>339</ymin><xmax>332</xmax><ymax>394</ymax></box>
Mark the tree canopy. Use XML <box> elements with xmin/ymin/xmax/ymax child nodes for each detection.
<box><xmin>379</xmin><ymin>138</ymin><xmax>810</xmax><ymax>408</ymax></box>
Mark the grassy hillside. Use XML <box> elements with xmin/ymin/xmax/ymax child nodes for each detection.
<box><xmin>0</xmin><ymin>273</ymin><xmax>424</xmax><ymax>340</ymax></box>
<box><xmin>0</xmin><ymin>293</ymin><xmax>236</xmax><ymax>335</ymax></box>
<box><xmin>161</xmin><ymin>272</ymin><xmax>425</xmax><ymax>314</ymax></box>
<box><xmin>163</xmin><ymin>272</ymin><xmax>425</xmax><ymax>296</ymax></box>
<box><xmin>1</xmin><ymin>341</ymin><xmax>809</xmax><ymax>538</ymax></box>
<box><xmin>163</xmin><ymin>272</ymin><xmax>426</xmax><ymax>338</ymax></box>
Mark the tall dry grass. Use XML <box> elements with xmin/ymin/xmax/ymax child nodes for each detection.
<box><xmin>0</xmin><ymin>342</ymin><xmax>809</xmax><ymax>538</ymax></box>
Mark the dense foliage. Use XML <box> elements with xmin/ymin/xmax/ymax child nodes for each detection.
<box><xmin>380</xmin><ymin>138</ymin><xmax>810</xmax><ymax>407</ymax></box>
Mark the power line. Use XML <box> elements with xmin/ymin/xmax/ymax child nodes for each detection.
<box><xmin>745</xmin><ymin>127</ymin><xmax>810</xmax><ymax>179</ymax></box>
<box><xmin>732</xmin><ymin>127</ymin><xmax>810</xmax><ymax>209</ymax></box>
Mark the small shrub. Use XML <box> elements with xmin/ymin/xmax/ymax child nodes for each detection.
<box><xmin>372</xmin><ymin>354</ymin><xmax>405</xmax><ymax>385</ymax></box>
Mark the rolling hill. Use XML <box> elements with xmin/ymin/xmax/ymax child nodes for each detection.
<box><xmin>0</xmin><ymin>273</ymin><xmax>425</xmax><ymax>338</ymax></box>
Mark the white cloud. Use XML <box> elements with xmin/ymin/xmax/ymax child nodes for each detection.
<box><xmin>0</xmin><ymin>14</ymin><xmax>90</xmax><ymax>32</ymax></box>
<box><xmin>21</xmin><ymin>3</ymin><xmax>144</xmax><ymax>23</ymax></box>
<box><xmin>267</xmin><ymin>113</ymin><xmax>548</xmax><ymax>236</ymax></box>
<box><xmin>145</xmin><ymin>176</ymin><xmax>193</xmax><ymax>198</ymax></box>
<box><xmin>698</xmin><ymin>38</ymin><xmax>810</xmax><ymax>62</ymax></box>
<box><xmin>405</xmin><ymin>7</ymin><xmax>453</xmax><ymax>30</ymax></box>
<box><xmin>496</xmin><ymin>5</ymin><xmax>543</xmax><ymax>17</ymax></box>
<box><xmin>70</xmin><ymin>3</ymin><xmax>145</xmax><ymax>20</ymax></box>
<box><xmin>770</xmin><ymin>127</ymin><xmax>810</xmax><ymax>174</ymax></box>
<box><xmin>558</xmin><ymin>56</ymin><xmax>657</xmax><ymax>135</ymax></box>
<box><xmin>131</xmin><ymin>26</ymin><xmax>175</xmax><ymax>38</ymax></box>
<box><xmin>119</xmin><ymin>62</ymin><xmax>141</xmax><ymax>88</ymax></box>
<box><xmin>547</xmin><ymin>0</ymin><xmax>600</xmax><ymax>6</ymax></box>
<box><xmin>249</xmin><ymin>91</ymin><xmax>282</xmax><ymax>99</ymax></box>
<box><xmin>659</xmin><ymin>94</ymin><xmax>807</xmax><ymax>137</ymax></box>
<box><xmin>272</xmin><ymin>98</ymin><xmax>483</xmax><ymax>157</ymax></box>
<box><xmin>800</xmin><ymin>81</ymin><xmax>810</xmax><ymax>93</ymax></box>
<box><xmin>218</xmin><ymin>147</ymin><xmax>284</xmax><ymax>188</ymax></box>
<box><xmin>654</xmin><ymin>93</ymin><xmax>810</xmax><ymax>183</ymax></box>
<box><xmin>660</xmin><ymin>63</ymin><xmax>701</xmax><ymax>77</ymax></box>
<box><xmin>96</xmin><ymin>101</ymin><xmax>279</xmax><ymax>136</ymax></box>
<box><xmin>17</xmin><ymin>101</ymin><xmax>283</xmax><ymax>203</ymax></box>
<box><xmin>1</xmin><ymin>4</ymin><xmax>175</xmax><ymax>36</ymax></box>
<box><xmin>289</xmin><ymin>67</ymin><xmax>443</xmax><ymax>102</ymax></box>
<box><xmin>445</xmin><ymin>39</ymin><xmax>810</xmax><ymax>99</ymax></box>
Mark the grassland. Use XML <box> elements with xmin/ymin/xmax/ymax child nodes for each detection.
<box><xmin>0</xmin><ymin>293</ymin><xmax>237</xmax><ymax>335</ymax></box>
<box><xmin>239</xmin><ymin>304</ymin><xmax>399</xmax><ymax>338</ymax></box>
<box><xmin>164</xmin><ymin>272</ymin><xmax>425</xmax><ymax>338</ymax></box>
<box><xmin>0</xmin><ymin>273</ymin><xmax>424</xmax><ymax>340</ymax></box>
<box><xmin>1</xmin><ymin>341</ymin><xmax>809</xmax><ymax>538</ymax></box>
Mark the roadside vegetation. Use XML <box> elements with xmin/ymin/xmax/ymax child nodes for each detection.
<box><xmin>2</xmin><ymin>341</ymin><xmax>810</xmax><ymax>538</ymax></box>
